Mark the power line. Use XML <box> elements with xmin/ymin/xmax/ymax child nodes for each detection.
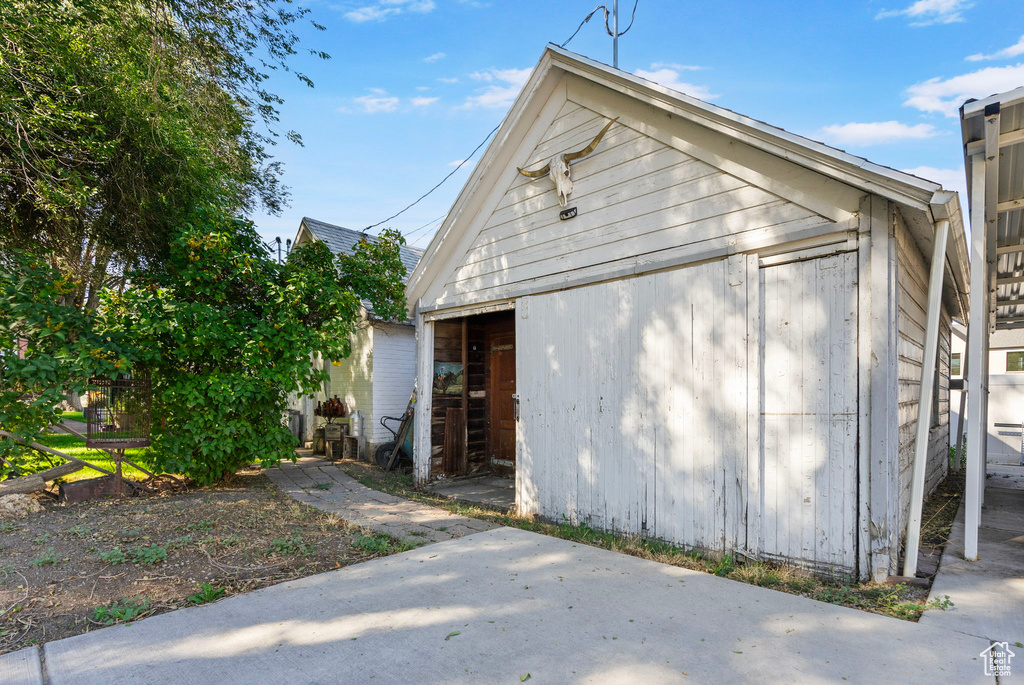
<box><xmin>362</xmin><ymin>2</ymin><xmax>639</xmax><ymax>237</ymax></box>
<box><xmin>363</xmin><ymin>124</ymin><xmax>500</xmax><ymax>233</ymax></box>
<box><xmin>561</xmin><ymin>1</ymin><xmax>639</xmax><ymax>48</ymax></box>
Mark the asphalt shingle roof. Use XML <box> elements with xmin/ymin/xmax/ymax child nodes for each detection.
<box><xmin>301</xmin><ymin>217</ymin><xmax>424</xmax><ymax>280</ymax></box>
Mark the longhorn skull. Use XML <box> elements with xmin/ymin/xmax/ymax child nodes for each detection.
<box><xmin>517</xmin><ymin>117</ymin><xmax>618</xmax><ymax>207</ymax></box>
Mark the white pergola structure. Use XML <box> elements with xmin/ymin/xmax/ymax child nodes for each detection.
<box><xmin>959</xmin><ymin>86</ymin><xmax>1024</xmax><ymax>562</ymax></box>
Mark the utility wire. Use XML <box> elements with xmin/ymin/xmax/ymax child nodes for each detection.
<box><xmin>561</xmin><ymin>1</ymin><xmax>639</xmax><ymax>48</ymax></box>
<box><xmin>363</xmin><ymin>124</ymin><xmax>500</xmax><ymax>233</ymax></box>
<box><xmin>362</xmin><ymin>1</ymin><xmax>639</xmax><ymax>237</ymax></box>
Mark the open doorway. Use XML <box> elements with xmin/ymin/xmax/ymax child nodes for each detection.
<box><xmin>425</xmin><ymin>309</ymin><xmax>515</xmax><ymax>508</ymax></box>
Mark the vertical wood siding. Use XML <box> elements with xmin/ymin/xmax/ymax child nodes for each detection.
<box><xmin>517</xmin><ymin>258</ymin><xmax>754</xmax><ymax>554</ymax></box>
<box><xmin>894</xmin><ymin>213</ymin><xmax>951</xmax><ymax>536</ymax></box>
<box><xmin>517</xmin><ymin>252</ymin><xmax>860</xmax><ymax>574</ymax></box>
<box><xmin>434</xmin><ymin>102</ymin><xmax>829</xmax><ymax>308</ymax></box>
<box><xmin>370</xmin><ymin>323</ymin><xmax>416</xmax><ymax>446</ymax></box>
<box><xmin>759</xmin><ymin>253</ymin><xmax>859</xmax><ymax>575</ymax></box>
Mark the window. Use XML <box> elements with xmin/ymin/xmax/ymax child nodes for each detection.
<box><xmin>951</xmin><ymin>353</ymin><xmax>962</xmax><ymax>377</ymax></box>
<box><xmin>1008</xmin><ymin>351</ymin><xmax>1024</xmax><ymax>372</ymax></box>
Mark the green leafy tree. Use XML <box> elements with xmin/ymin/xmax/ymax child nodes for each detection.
<box><xmin>0</xmin><ymin>252</ymin><xmax>130</xmax><ymax>469</ymax></box>
<box><xmin>0</xmin><ymin>0</ymin><xmax>328</xmax><ymax>307</ymax></box>
<box><xmin>104</xmin><ymin>208</ymin><xmax>407</xmax><ymax>484</ymax></box>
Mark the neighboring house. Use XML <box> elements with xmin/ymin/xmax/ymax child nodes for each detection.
<box><xmin>405</xmin><ymin>45</ymin><xmax>969</xmax><ymax>582</ymax></box>
<box><xmin>288</xmin><ymin>217</ymin><xmax>424</xmax><ymax>455</ymax></box>
<box><xmin>950</xmin><ymin>321</ymin><xmax>1024</xmax><ymax>464</ymax></box>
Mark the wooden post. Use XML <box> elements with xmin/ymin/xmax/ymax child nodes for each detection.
<box><xmin>954</xmin><ymin>326</ymin><xmax>969</xmax><ymax>472</ymax></box>
<box><xmin>461</xmin><ymin>317</ymin><xmax>469</xmax><ymax>475</ymax></box>
<box><xmin>902</xmin><ymin>219</ymin><xmax>949</xmax><ymax>578</ymax></box>
<box><xmin>965</xmin><ymin>148</ymin><xmax>990</xmax><ymax>561</ymax></box>
<box><xmin>413</xmin><ymin>309</ymin><xmax>434</xmax><ymax>486</ymax></box>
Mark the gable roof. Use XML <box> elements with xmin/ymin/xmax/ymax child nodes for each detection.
<box><xmin>299</xmin><ymin>216</ymin><xmax>424</xmax><ymax>280</ymax></box>
<box><xmin>407</xmin><ymin>45</ymin><xmax>968</xmax><ymax>318</ymax></box>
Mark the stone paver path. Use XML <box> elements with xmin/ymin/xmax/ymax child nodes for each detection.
<box><xmin>267</xmin><ymin>453</ymin><xmax>497</xmax><ymax>543</ymax></box>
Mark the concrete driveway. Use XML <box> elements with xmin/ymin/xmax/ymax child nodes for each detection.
<box><xmin>3</xmin><ymin>527</ymin><xmax>992</xmax><ymax>684</ymax></box>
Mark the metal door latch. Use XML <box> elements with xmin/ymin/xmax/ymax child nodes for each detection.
<box><xmin>512</xmin><ymin>394</ymin><xmax>520</xmax><ymax>421</ymax></box>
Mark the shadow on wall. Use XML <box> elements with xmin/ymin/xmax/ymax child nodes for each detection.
<box><xmin>519</xmin><ymin>252</ymin><xmax>860</xmax><ymax>576</ymax></box>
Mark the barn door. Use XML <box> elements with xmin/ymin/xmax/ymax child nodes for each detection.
<box><xmin>758</xmin><ymin>252</ymin><xmax>858</xmax><ymax>576</ymax></box>
<box><xmin>486</xmin><ymin>314</ymin><xmax>516</xmax><ymax>475</ymax></box>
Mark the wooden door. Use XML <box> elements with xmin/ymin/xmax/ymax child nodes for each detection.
<box><xmin>759</xmin><ymin>252</ymin><xmax>858</xmax><ymax>576</ymax></box>
<box><xmin>487</xmin><ymin>316</ymin><xmax>516</xmax><ymax>474</ymax></box>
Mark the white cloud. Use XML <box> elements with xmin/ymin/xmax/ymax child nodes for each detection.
<box><xmin>354</xmin><ymin>94</ymin><xmax>400</xmax><ymax>112</ymax></box>
<box><xmin>448</xmin><ymin>159</ymin><xmax>468</xmax><ymax>167</ymax></box>
<box><xmin>411</xmin><ymin>96</ymin><xmax>439</xmax><ymax>107</ymax></box>
<box><xmin>904</xmin><ymin>63</ymin><xmax>1024</xmax><ymax>116</ymax></box>
<box><xmin>967</xmin><ymin>35</ymin><xmax>1024</xmax><ymax>62</ymax></box>
<box><xmin>650</xmin><ymin>62</ymin><xmax>706</xmax><ymax>72</ymax></box>
<box><xmin>423</xmin><ymin>52</ymin><xmax>446</xmax><ymax>63</ymax></box>
<box><xmin>415</xmin><ymin>86</ymin><xmax>431</xmax><ymax>91</ymax></box>
<box><xmin>345</xmin><ymin>0</ymin><xmax>435</xmax><ymax>23</ymax></box>
<box><xmin>902</xmin><ymin>166</ymin><xmax>967</xmax><ymax>204</ymax></box>
<box><xmin>634</xmin><ymin>67</ymin><xmax>719</xmax><ymax>100</ymax></box>
<box><xmin>876</xmin><ymin>0</ymin><xmax>972</xmax><ymax>25</ymax></box>
<box><xmin>461</xmin><ymin>67</ymin><xmax>532</xmax><ymax>109</ymax></box>
<box><xmin>819</xmin><ymin>121</ymin><xmax>941</xmax><ymax>146</ymax></box>
<box><xmin>437</xmin><ymin>77</ymin><xmax>460</xmax><ymax>84</ymax></box>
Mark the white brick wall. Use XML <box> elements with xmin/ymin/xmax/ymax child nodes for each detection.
<box><xmin>370</xmin><ymin>323</ymin><xmax>417</xmax><ymax>447</ymax></box>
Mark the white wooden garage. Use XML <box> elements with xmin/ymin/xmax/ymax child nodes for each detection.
<box><xmin>406</xmin><ymin>46</ymin><xmax>969</xmax><ymax>582</ymax></box>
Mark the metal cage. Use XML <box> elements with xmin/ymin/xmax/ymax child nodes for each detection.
<box><xmin>85</xmin><ymin>369</ymin><xmax>152</xmax><ymax>449</ymax></box>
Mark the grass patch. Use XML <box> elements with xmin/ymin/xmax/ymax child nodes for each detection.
<box><xmin>14</xmin><ymin>432</ymin><xmax>156</xmax><ymax>483</ymax></box>
<box><xmin>60</xmin><ymin>411</ymin><xmax>84</xmax><ymax>422</ymax></box>
<box><xmin>336</xmin><ymin>460</ymin><xmax>953</xmax><ymax>622</ymax></box>
<box><xmin>352</xmin><ymin>532</ymin><xmax>415</xmax><ymax>555</ymax></box>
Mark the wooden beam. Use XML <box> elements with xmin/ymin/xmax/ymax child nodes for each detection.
<box><xmin>965</xmin><ymin>127</ymin><xmax>1024</xmax><ymax>156</ymax></box>
<box><xmin>996</xmin><ymin>298</ymin><xmax>1024</xmax><ymax>307</ymax></box>
<box><xmin>998</xmin><ymin>197</ymin><xmax>1024</xmax><ymax>215</ymax></box>
<box><xmin>996</xmin><ymin>243</ymin><xmax>1024</xmax><ymax>255</ymax></box>
<box><xmin>413</xmin><ymin>312</ymin><xmax>434</xmax><ymax>485</ymax></box>
<box><xmin>997</xmin><ymin>275</ymin><xmax>1024</xmax><ymax>286</ymax></box>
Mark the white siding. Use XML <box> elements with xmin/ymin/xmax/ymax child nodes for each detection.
<box><xmin>517</xmin><ymin>257</ymin><xmax>755</xmax><ymax>555</ymax></box>
<box><xmin>370</xmin><ymin>323</ymin><xmax>417</xmax><ymax>446</ymax></box>
<box><xmin>325</xmin><ymin>325</ymin><xmax>374</xmax><ymax>438</ymax></box>
<box><xmin>760</xmin><ymin>253</ymin><xmax>859</xmax><ymax>575</ymax></box>
<box><xmin>895</xmin><ymin>213</ymin><xmax>950</xmax><ymax>535</ymax></box>
<box><xmin>434</xmin><ymin>101</ymin><xmax>831</xmax><ymax>308</ymax></box>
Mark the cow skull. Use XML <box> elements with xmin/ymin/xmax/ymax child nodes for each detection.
<box><xmin>517</xmin><ymin>117</ymin><xmax>618</xmax><ymax>207</ymax></box>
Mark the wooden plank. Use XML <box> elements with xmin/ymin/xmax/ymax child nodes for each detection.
<box><xmin>867</xmin><ymin>196</ymin><xmax>899</xmax><ymax>582</ymax></box>
<box><xmin>461</xmin><ymin>318</ymin><xmax>469</xmax><ymax>475</ymax></box>
<box><xmin>413</xmin><ymin>316</ymin><xmax>434</xmax><ymax>484</ymax></box>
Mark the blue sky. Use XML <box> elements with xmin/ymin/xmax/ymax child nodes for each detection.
<box><xmin>249</xmin><ymin>0</ymin><xmax>1024</xmax><ymax>250</ymax></box>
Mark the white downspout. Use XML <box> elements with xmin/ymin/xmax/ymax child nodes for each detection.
<box><xmin>902</xmin><ymin>218</ymin><xmax>950</xmax><ymax>578</ymax></box>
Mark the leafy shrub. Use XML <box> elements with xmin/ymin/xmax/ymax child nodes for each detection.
<box><xmin>98</xmin><ymin>548</ymin><xmax>127</xmax><ymax>565</ymax></box>
<box><xmin>93</xmin><ymin>596</ymin><xmax>150</xmax><ymax>625</ymax></box>
<box><xmin>30</xmin><ymin>548</ymin><xmax>61</xmax><ymax>566</ymax></box>
<box><xmin>128</xmin><ymin>544</ymin><xmax>167</xmax><ymax>566</ymax></box>
<box><xmin>188</xmin><ymin>583</ymin><xmax>226</xmax><ymax>605</ymax></box>
<box><xmin>103</xmin><ymin>211</ymin><xmax>407</xmax><ymax>484</ymax></box>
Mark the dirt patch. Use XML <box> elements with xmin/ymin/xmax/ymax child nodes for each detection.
<box><xmin>0</xmin><ymin>467</ymin><xmax>412</xmax><ymax>654</ymax></box>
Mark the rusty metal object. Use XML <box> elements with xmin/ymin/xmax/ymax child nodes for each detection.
<box><xmin>86</xmin><ymin>368</ymin><xmax>151</xmax><ymax>450</ymax></box>
<box><xmin>58</xmin><ymin>476</ymin><xmax>120</xmax><ymax>504</ymax></box>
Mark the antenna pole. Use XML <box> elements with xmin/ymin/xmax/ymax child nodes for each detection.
<box><xmin>612</xmin><ymin>0</ymin><xmax>619</xmax><ymax>68</ymax></box>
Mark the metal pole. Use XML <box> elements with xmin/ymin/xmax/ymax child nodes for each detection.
<box><xmin>965</xmin><ymin>151</ymin><xmax>989</xmax><ymax>562</ymax></box>
<box><xmin>954</xmin><ymin>326</ymin><xmax>969</xmax><ymax>471</ymax></box>
<box><xmin>612</xmin><ymin>0</ymin><xmax>619</xmax><ymax>68</ymax></box>
<box><xmin>902</xmin><ymin>219</ymin><xmax>950</xmax><ymax>578</ymax></box>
